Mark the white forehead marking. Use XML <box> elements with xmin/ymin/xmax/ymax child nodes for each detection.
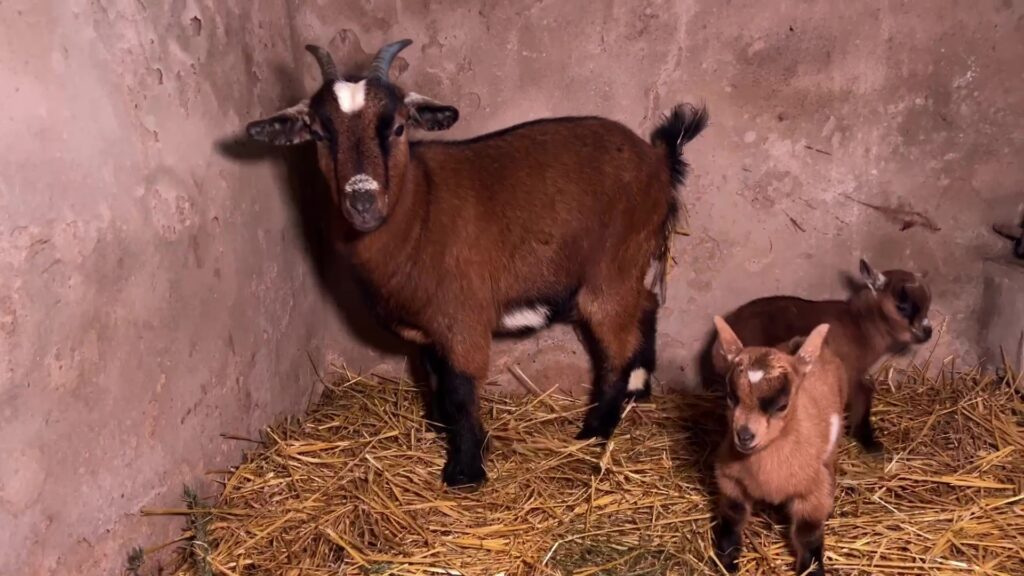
<box><xmin>627</xmin><ymin>368</ymin><xmax>648</xmax><ymax>392</ymax></box>
<box><xmin>500</xmin><ymin>305</ymin><xmax>550</xmax><ymax>331</ymax></box>
<box><xmin>333</xmin><ymin>80</ymin><xmax>367</xmax><ymax>114</ymax></box>
<box><xmin>747</xmin><ymin>369</ymin><xmax>764</xmax><ymax>383</ymax></box>
<box><xmin>826</xmin><ymin>413</ymin><xmax>841</xmax><ymax>456</ymax></box>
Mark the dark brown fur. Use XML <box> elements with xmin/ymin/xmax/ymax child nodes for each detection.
<box><xmin>704</xmin><ymin>259</ymin><xmax>932</xmax><ymax>453</ymax></box>
<box><xmin>246</xmin><ymin>40</ymin><xmax>707</xmax><ymax>487</ymax></box>
<box><xmin>712</xmin><ymin>318</ymin><xmax>846</xmax><ymax>575</ymax></box>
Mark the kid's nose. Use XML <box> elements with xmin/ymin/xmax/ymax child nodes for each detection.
<box><xmin>736</xmin><ymin>426</ymin><xmax>755</xmax><ymax>448</ymax></box>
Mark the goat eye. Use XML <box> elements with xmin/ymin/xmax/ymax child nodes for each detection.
<box><xmin>773</xmin><ymin>402</ymin><xmax>789</xmax><ymax>413</ymax></box>
<box><xmin>393</xmin><ymin>124</ymin><xmax>405</xmax><ymax>138</ymax></box>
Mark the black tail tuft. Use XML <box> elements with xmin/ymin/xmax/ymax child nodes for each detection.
<box><xmin>650</xmin><ymin>103</ymin><xmax>709</xmax><ymax>187</ymax></box>
<box><xmin>647</xmin><ymin>103</ymin><xmax>708</xmax><ymax>305</ymax></box>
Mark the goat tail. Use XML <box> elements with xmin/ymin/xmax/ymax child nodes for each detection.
<box><xmin>649</xmin><ymin>102</ymin><xmax>709</xmax><ymax>188</ymax></box>
<box><xmin>646</xmin><ymin>103</ymin><xmax>708</xmax><ymax>305</ymax></box>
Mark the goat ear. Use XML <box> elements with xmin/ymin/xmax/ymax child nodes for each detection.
<box><xmin>406</xmin><ymin>92</ymin><xmax>459</xmax><ymax>131</ymax></box>
<box><xmin>793</xmin><ymin>323</ymin><xmax>830</xmax><ymax>374</ymax></box>
<box><xmin>246</xmin><ymin>100</ymin><xmax>314</xmax><ymax>145</ymax></box>
<box><xmin>713</xmin><ymin>316</ymin><xmax>744</xmax><ymax>363</ymax></box>
<box><xmin>859</xmin><ymin>258</ymin><xmax>887</xmax><ymax>293</ymax></box>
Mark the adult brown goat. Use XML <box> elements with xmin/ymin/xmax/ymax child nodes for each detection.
<box><xmin>246</xmin><ymin>39</ymin><xmax>707</xmax><ymax>488</ymax></box>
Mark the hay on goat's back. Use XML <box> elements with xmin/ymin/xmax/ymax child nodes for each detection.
<box><xmin>159</xmin><ymin>364</ymin><xmax>1023</xmax><ymax>575</ymax></box>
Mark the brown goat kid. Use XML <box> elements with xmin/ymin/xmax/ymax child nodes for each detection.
<box><xmin>245</xmin><ymin>40</ymin><xmax>707</xmax><ymax>487</ymax></box>
<box><xmin>707</xmin><ymin>258</ymin><xmax>932</xmax><ymax>453</ymax></box>
<box><xmin>712</xmin><ymin>317</ymin><xmax>846</xmax><ymax>576</ymax></box>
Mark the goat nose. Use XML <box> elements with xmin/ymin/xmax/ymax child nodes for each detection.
<box><xmin>736</xmin><ymin>426</ymin><xmax>755</xmax><ymax>446</ymax></box>
<box><xmin>349</xmin><ymin>189</ymin><xmax>376</xmax><ymax>215</ymax></box>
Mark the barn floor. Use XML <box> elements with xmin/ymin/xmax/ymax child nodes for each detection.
<box><xmin>153</xmin><ymin>359</ymin><xmax>1024</xmax><ymax>576</ymax></box>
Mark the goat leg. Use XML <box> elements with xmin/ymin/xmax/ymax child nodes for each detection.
<box><xmin>791</xmin><ymin>517</ymin><xmax>826</xmax><ymax>576</ymax></box>
<box><xmin>713</xmin><ymin>493</ymin><xmax>749</xmax><ymax>573</ymax></box>
<box><xmin>577</xmin><ymin>366</ymin><xmax>628</xmax><ymax>439</ymax></box>
<box><xmin>625</xmin><ymin>295</ymin><xmax>659</xmax><ymax>401</ymax></box>
<box><xmin>420</xmin><ymin>346</ymin><xmax>449</xmax><ymax>432</ymax></box>
<box><xmin>432</xmin><ymin>353</ymin><xmax>487</xmax><ymax>488</ymax></box>
<box><xmin>849</xmin><ymin>376</ymin><xmax>884</xmax><ymax>455</ymax></box>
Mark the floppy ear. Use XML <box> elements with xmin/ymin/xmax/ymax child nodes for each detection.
<box><xmin>405</xmin><ymin>92</ymin><xmax>459</xmax><ymax>131</ymax></box>
<box><xmin>859</xmin><ymin>258</ymin><xmax>887</xmax><ymax>294</ymax></box>
<box><xmin>246</xmin><ymin>100</ymin><xmax>314</xmax><ymax>145</ymax></box>
<box><xmin>793</xmin><ymin>324</ymin><xmax>830</xmax><ymax>374</ymax></box>
<box><xmin>713</xmin><ymin>316</ymin><xmax>745</xmax><ymax>363</ymax></box>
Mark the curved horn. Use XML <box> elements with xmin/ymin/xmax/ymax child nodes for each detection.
<box><xmin>369</xmin><ymin>39</ymin><xmax>413</xmax><ymax>81</ymax></box>
<box><xmin>305</xmin><ymin>44</ymin><xmax>339</xmax><ymax>82</ymax></box>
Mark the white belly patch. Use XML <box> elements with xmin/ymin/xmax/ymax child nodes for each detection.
<box><xmin>500</xmin><ymin>305</ymin><xmax>551</xmax><ymax>331</ymax></box>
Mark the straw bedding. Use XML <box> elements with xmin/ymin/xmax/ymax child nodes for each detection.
<box><xmin>153</xmin><ymin>360</ymin><xmax>1023</xmax><ymax>575</ymax></box>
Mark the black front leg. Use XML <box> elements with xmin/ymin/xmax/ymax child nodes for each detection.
<box><xmin>792</xmin><ymin>519</ymin><xmax>825</xmax><ymax>575</ymax></box>
<box><xmin>431</xmin><ymin>352</ymin><xmax>487</xmax><ymax>488</ymax></box>
<box><xmin>714</xmin><ymin>496</ymin><xmax>750</xmax><ymax>573</ymax></box>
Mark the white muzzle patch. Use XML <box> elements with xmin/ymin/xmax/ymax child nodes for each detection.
<box><xmin>627</xmin><ymin>368</ymin><xmax>649</xmax><ymax>392</ymax></box>
<box><xmin>333</xmin><ymin>80</ymin><xmax>367</xmax><ymax>114</ymax></box>
<box><xmin>344</xmin><ymin>173</ymin><xmax>380</xmax><ymax>195</ymax></box>
<box><xmin>500</xmin><ymin>306</ymin><xmax>550</xmax><ymax>331</ymax></box>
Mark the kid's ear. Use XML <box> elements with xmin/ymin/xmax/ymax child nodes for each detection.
<box><xmin>794</xmin><ymin>324</ymin><xmax>830</xmax><ymax>374</ymax></box>
<box><xmin>713</xmin><ymin>315</ymin><xmax>745</xmax><ymax>363</ymax></box>
<box><xmin>859</xmin><ymin>258</ymin><xmax>887</xmax><ymax>294</ymax></box>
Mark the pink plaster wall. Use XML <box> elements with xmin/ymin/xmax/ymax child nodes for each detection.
<box><xmin>2</xmin><ymin>1</ymin><xmax>1022</xmax><ymax>574</ymax></box>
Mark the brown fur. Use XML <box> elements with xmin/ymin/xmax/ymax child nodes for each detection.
<box><xmin>712</xmin><ymin>317</ymin><xmax>846</xmax><ymax>575</ymax></box>
<box><xmin>707</xmin><ymin>259</ymin><xmax>932</xmax><ymax>453</ymax></box>
<box><xmin>246</xmin><ymin>40</ymin><xmax>707</xmax><ymax>487</ymax></box>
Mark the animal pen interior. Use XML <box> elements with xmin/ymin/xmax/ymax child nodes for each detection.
<box><xmin>2</xmin><ymin>2</ymin><xmax>1023</xmax><ymax>575</ymax></box>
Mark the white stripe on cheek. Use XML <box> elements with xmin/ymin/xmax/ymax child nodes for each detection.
<box><xmin>627</xmin><ymin>368</ymin><xmax>648</xmax><ymax>392</ymax></box>
<box><xmin>333</xmin><ymin>80</ymin><xmax>367</xmax><ymax>113</ymax></box>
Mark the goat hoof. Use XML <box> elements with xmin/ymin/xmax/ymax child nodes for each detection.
<box><xmin>862</xmin><ymin>439</ymin><xmax>885</xmax><ymax>456</ymax></box>
<box><xmin>795</xmin><ymin>561</ymin><xmax>825</xmax><ymax>576</ymax></box>
<box><xmin>625</xmin><ymin>386</ymin><xmax>652</xmax><ymax>402</ymax></box>
<box><xmin>715</xmin><ymin>551</ymin><xmax>739</xmax><ymax>573</ymax></box>
<box><xmin>442</xmin><ymin>459</ymin><xmax>487</xmax><ymax>489</ymax></box>
<box><xmin>576</xmin><ymin>423</ymin><xmax>614</xmax><ymax>441</ymax></box>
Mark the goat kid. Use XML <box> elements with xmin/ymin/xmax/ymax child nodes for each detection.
<box><xmin>245</xmin><ymin>39</ymin><xmax>707</xmax><ymax>487</ymax></box>
<box><xmin>712</xmin><ymin>317</ymin><xmax>845</xmax><ymax>576</ymax></box>
<box><xmin>706</xmin><ymin>258</ymin><xmax>931</xmax><ymax>453</ymax></box>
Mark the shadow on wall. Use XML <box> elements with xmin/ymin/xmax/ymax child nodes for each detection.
<box><xmin>215</xmin><ymin>64</ymin><xmax>416</xmax><ymax>374</ymax></box>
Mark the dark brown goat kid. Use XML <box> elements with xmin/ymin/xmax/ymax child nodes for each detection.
<box><xmin>712</xmin><ymin>317</ymin><xmax>846</xmax><ymax>575</ymax></box>
<box><xmin>704</xmin><ymin>258</ymin><xmax>932</xmax><ymax>453</ymax></box>
<box><xmin>245</xmin><ymin>39</ymin><xmax>707</xmax><ymax>487</ymax></box>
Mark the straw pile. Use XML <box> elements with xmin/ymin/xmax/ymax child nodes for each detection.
<box><xmin>152</xmin><ymin>361</ymin><xmax>1023</xmax><ymax>575</ymax></box>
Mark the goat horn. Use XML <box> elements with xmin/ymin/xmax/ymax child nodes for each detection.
<box><xmin>369</xmin><ymin>39</ymin><xmax>413</xmax><ymax>81</ymax></box>
<box><xmin>305</xmin><ymin>44</ymin><xmax>339</xmax><ymax>82</ymax></box>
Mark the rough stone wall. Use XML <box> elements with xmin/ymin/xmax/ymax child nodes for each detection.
<box><xmin>2</xmin><ymin>1</ymin><xmax>1022</xmax><ymax>574</ymax></box>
